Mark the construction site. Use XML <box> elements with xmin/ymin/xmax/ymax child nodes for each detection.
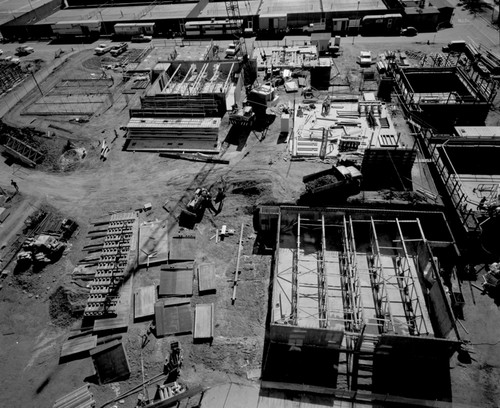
<box><xmin>2</xmin><ymin>3</ymin><xmax>500</xmax><ymax>408</ymax></box>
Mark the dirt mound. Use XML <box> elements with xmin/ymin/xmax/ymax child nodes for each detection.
<box><xmin>225</xmin><ymin>170</ymin><xmax>299</xmax><ymax>205</ymax></box>
<box><xmin>49</xmin><ymin>285</ymin><xmax>87</xmax><ymax>327</ymax></box>
<box><xmin>59</xmin><ymin>147</ymin><xmax>87</xmax><ymax>171</ymax></box>
<box><xmin>81</xmin><ymin>56</ymin><xmax>105</xmax><ymax>71</ymax></box>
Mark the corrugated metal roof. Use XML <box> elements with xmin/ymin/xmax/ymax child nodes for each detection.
<box><xmin>258</xmin><ymin>0</ymin><xmax>322</xmax><ymax>18</ymax></box>
<box><xmin>36</xmin><ymin>3</ymin><xmax>195</xmax><ymax>25</ymax></box>
<box><xmin>197</xmin><ymin>0</ymin><xmax>260</xmax><ymax>18</ymax></box>
<box><xmin>322</xmin><ymin>0</ymin><xmax>388</xmax><ymax>12</ymax></box>
<box><xmin>455</xmin><ymin>126</ymin><xmax>500</xmax><ymax>138</ymax></box>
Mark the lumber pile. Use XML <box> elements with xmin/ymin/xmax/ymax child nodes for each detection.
<box><xmin>53</xmin><ymin>385</ymin><xmax>94</xmax><ymax>408</ymax></box>
<box><xmin>83</xmin><ymin>212</ymin><xmax>138</xmax><ymax>318</ymax></box>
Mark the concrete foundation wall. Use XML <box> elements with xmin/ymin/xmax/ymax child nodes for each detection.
<box><xmin>125</xmin><ymin>137</ymin><xmax>218</xmax><ymax>152</ymax></box>
<box><xmin>269</xmin><ymin>324</ymin><xmax>344</xmax><ymax>348</ymax></box>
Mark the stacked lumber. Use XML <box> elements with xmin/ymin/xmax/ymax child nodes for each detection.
<box><xmin>83</xmin><ymin>212</ymin><xmax>138</xmax><ymax>317</ymax></box>
<box><xmin>53</xmin><ymin>385</ymin><xmax>94</xmax><ymax>408</ymax></box>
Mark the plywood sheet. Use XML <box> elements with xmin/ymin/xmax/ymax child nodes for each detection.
<box><xmin>159</xmin><ymin>269</ymin><xmax>193</xmax><ymax>297</ymax></box>
<box><xmin>90</xmin><ymin>340</ymin><xmax>130</xmax><ymax>385</ymax></box>
<box><xmin>194</xmin><ymin>303</ymin><xmax>214</xmax><ymax>340</ymax></box>
<box><xmin>169</xmin><ymin>236</ymin><xmax>196</xmax><ymax>261</ymax></box>
<box><xmin>138</xmin><ymin>220</ymin><xmax>169</xmax><ymax>266</ymax></box>
<box><xmin>134</xmin><ymin>285</ymin><xmax>156</xmax><ymax>320</ymax></box>
<box><xmin>197</xmin><ymin>262</ymin><xmax>216</xmax><ymax>292</ymax></box>
<box><xmin>155</xmin><ymin>301</ymin><xmax>192</xmax><ymax>337</ymax></box>
<box><xmin>60</xmin><ymin>335</ymin><xmax>98</xmax><ymax>359</ymax></box>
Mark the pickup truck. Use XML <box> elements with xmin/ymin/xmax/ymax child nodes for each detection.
<box><xmin>302</xmin><ymin>22</ymin><xmax>326</xmax><ymax>33</ymax></box>
<box><xmin>131</xmin><ymin>34</ymin><xmax>152</xmax><ymax>43</ymax></box>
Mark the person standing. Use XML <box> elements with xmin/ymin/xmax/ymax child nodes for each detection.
<box><xmin>10</xmin><ymin>179</ymin><xmax>19</xmax><ymax>193</ymax></box>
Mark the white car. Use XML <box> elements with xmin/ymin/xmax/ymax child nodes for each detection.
<box><xmin>225</xmin><ymin>42</ymin><xmax>241</xmax><ymax>57</ymax></box>
<box><xmin>358</xmin><ymin>51</ymin><xmax>373</xmax><ymax>67</ymax></box>
<box><xmin>0</xmin><ymin>49</ymin><xmax>3</xmax><ymax>56</ymax></box>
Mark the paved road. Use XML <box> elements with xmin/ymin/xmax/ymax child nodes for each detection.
<box><xmin>1</xmin><ymin>5</ymin><xmax>499</xmax><ymax>65</ymax></box>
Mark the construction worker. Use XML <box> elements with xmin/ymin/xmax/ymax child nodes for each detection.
<box><xmin>11</xmin><ymin>179</ymin><xmax>19</xmax><ymax>193</ymax></box>
<box><xmin>478</xmin><ymin>197</ymin><xmax>487</xmax><ymax>211</ymax></box>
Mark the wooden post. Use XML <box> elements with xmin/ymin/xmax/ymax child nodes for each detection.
<box><xmin>231</xmin><ymin>223</ymin><xmax>245</xmax><ymax>304</ymax></box>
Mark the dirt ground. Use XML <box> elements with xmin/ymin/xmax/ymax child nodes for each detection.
<box><xmin>1</xmin><ymin>38</ymin><xmax>500</xmax><ymax>408</ymax></box>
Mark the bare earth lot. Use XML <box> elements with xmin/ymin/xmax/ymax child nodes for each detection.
<box><xmin>1</xmin><ymin>31</ymin><xmax>500</xmax><ymax>408</ymax></box>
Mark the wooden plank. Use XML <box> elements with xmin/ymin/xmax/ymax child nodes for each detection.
<box><xmin>89</xmin><ymin>340</ymin><xmax>130</xmax><ymax>385</ymax></box>
<box><xmin>60</xmin><ymin>335</ymin><xmax>98</xmax><ymax>359</ymax></box>
<box><xmin>159</xmin><ymin>269</ymin><xmax>193</xmax><ymax>297</ymax></box>
<box><xmin>197</xmin><ymin>263</ymin><xmax>216</xmax><ymax>293</ymax></box>
<box><xmin>194</xmin><ymin>303</ymin><xmax>214</xmax><ymax>340</ymax></box>
<box><xmin>161</xmin><ymin>298</ymin><xmax>191</xmax><ymax>307</ymax></box>
<box><xmin>169</xmin><ymin>236</ymin><xmax>196</xmax><ymax>262</ymax></box>
<box><xmin>155</xmin><ymin>301</ymin><xmax>192</xmax><ymax>337</ymax></box>
<box><xmin>134</xmin><ymin>285</ymin><xmax>156</xmax><ymax>320</ymax></box>
<box><xmin>93</xmin><ymin>314</ymin><xmax>129</xmax><ymax>333</ymax></box>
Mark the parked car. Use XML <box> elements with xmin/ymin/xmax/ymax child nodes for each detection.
<box><xmin>357</xmin><ymin>51</ymin><xmax>373</xmax><ymax>66</ymax></box>
<box><xmin>94</xmin><ymin>43</ymin><xmax>113</xmax><ymax>55</ymax></box>
<box><xmin>0</xmin><ymin>49</ymin><xmax>3</xmax><ymax>56</ymax></box>
<box><xmin>225</xmin><ymin>41</ymin><xmax>241</xmax><ymax>57</ymax></box>
<box><xmin>131</xmin><ymin>34</ymin><xmax>153</xmax><ymax>43</ymax></box>
<box><xmin>401</xmin><ymin>26</ymin><xmax>418</xmax><ymax>37</ymax></box>
<box><xmin>16</xmin><ymin>45</ymin><xmax>34</xmax><ymax>56</ymax></box>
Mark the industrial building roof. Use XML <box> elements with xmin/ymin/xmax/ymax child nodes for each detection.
<box><xmin>455</xmin><ymin>126</ymin><xmax>500</xmax><ymax>138</ymax></box>
<box><xmin>258</xmin><ymin>0</ymin><xmax>322</xmax><ymax>18</ymax></box>
<box><xmin>36</xmin><ymin>3</ymin><xmax>196</xmax><ymax>25</ymax></box>
<box><xmin>197</xmin><ymin>0</ymin><xmax>261</xmax><ymax>19</ymax></box>
<box><xmin>322</xmin><ymin>0</ymin><xmax>388</xmax><ymax>13</ymax></box>
<box><xmin>0</xmin><ymin>0</ymin><xmax>56</xmax><ymax>26</ymax></box>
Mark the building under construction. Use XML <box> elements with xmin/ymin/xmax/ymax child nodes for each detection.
<box><xmin>258</xmin><ymin>205</ymin><xmax>461</xmax><ymax>401</ymax></box>
<box><xmin>125</xmin><ymin>59</ymin><xmax>250</xmax><ymax>152</ymax></box>
<box><xmin>393</xmin><ymin>66</ymin><xmax>497</xmax><ymax>132</ymax></box>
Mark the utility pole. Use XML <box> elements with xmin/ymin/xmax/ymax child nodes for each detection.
<box><xmin>31</xmin><ymin>70</ymin><xmax>43</xmax><ymax>96</ymax></box>
<box><xmin>352</xmin><ymin>1</ymin><xmax>360</xmax><ymax>45</ymax></box>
